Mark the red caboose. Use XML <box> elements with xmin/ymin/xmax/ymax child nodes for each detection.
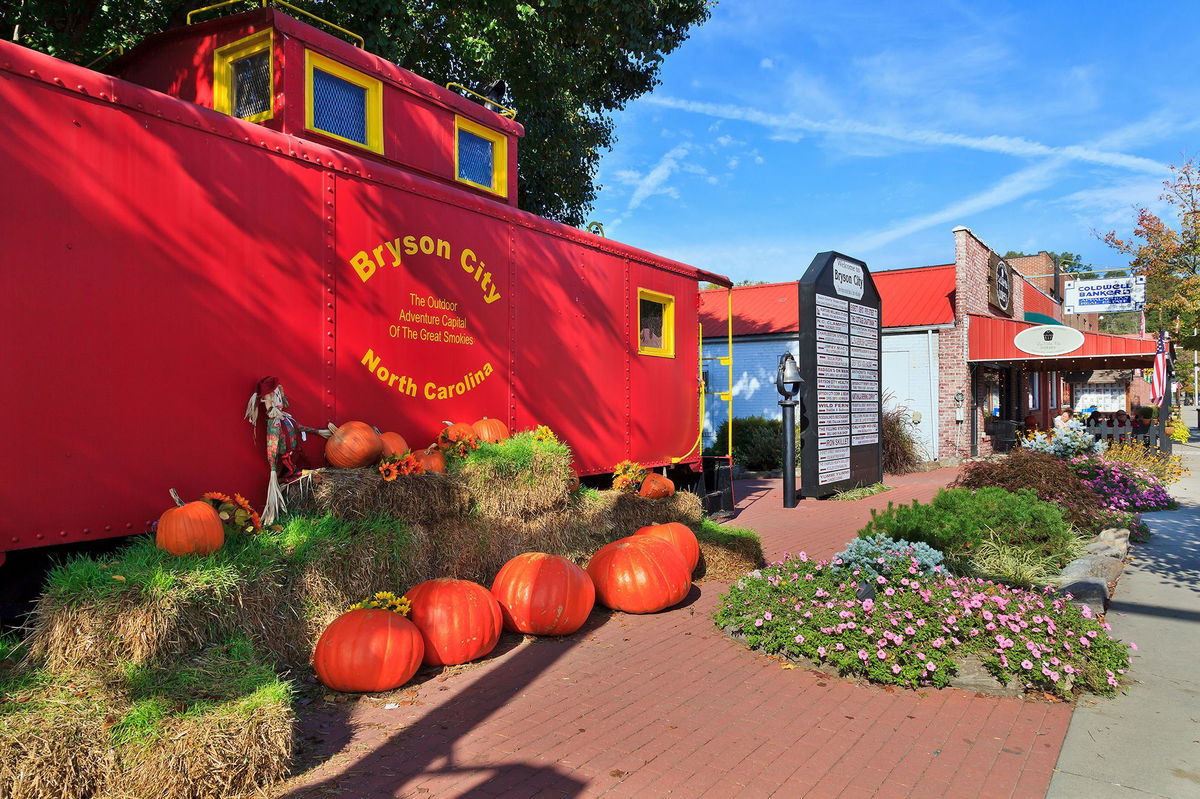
<box><xmin>0</xmin><ymin>6</ymin><xmax>731</xmax><ymax>564</ymax></box>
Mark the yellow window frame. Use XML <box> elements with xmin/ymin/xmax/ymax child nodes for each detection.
<box><xmin>637</xmin><ymin>288</ymin><xmax>676</xmax><ymax>358</ymax></box>
<box><xmin>213</xmin><ymin>29</ymin><xmax>274</xmax><ymax>123</ymax></box>
<box><xmin>454</xmin><ymin>115</ymin><xmax>508</xmax><ymax>197</ymax></box>
<box><xmin>304</xmin><ymin>50</ymin><xmax>384</xmax><ymax>154</ymax></box>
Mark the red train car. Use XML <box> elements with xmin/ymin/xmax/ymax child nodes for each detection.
<box><xmin>0</xmin><ymin>7</ymin><xmax>730</xmax><ymax>565</ymax></box>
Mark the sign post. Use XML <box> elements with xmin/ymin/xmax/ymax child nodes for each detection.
<box><xmin>797</xmin><ymin>251</ymin><xmax>883</xmax><ymax>497</ymax></box>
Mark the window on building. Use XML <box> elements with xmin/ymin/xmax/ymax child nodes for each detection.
<box><xmin>1028</xmin><ymin>372</ymin><xmax>1040</xmax><ymax>410</ymax></box>
<box><xmin>214</xmin><ymin>30</ymin><xmax>274</xmax><ymax>123</ymax></box>
<box><xmin>454</xmin><ymin>116</ymin><xmax>508</xmax><ymax>197</ymax></box>
<box><xmin>304</xmin><ymin>51</ymin><xmax>383</xmax><ymax>153</ymax></box>
<box><xmin>637</xmin><ymin>289</ymin><xmax>675</xmax><ymax>357</ymax></box>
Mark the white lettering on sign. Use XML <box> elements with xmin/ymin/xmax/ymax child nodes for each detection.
<box><xmin>815</xmin><ymin>293</ymin><xmax>848</xmax><ymax>309</ymax></box>
<box><xmin>852</xmin><ymin>434</ymin><xmax>879</xmax><ymax>445</ymax></box>
<box><xmin>818</xmin><ymin>436</ymin><xmax>851</xmax><ymax>449</ymax></box>
<box><xmin>848</xmin><ymin>302</ymin><xmax>878</xmax><ymax>319</ymax></box>
<box><xmin>832</xmin><ymin>258</ymin><xmax>865</xmax><ymax>300</ymax></box>
<box><xmin>819</xmin><ymin>467</ymin><xmax>851</xmax><ymax>484</ymax></box>
<box><xmin>817</xmin><ymin>330</ymin><xmax>849</xmax><ymax>345</ymax></box>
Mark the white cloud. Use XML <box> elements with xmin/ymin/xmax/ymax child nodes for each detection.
<box><xmin>644</xmin><ymin>96</ymin><xmax>1170</xmax><ymax>175</ymax></box>
<box><xmin>760</xmin><ymin>57</ymin><xmax>774</xmax><ymax>69</ymax></box>
<box><xmin>610</xmin><ymin>142</ymin><xmax>695</xmax><ymax>226</ymax></box>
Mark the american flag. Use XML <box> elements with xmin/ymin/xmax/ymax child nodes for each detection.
<box><xmin>1150</xmin><ymin>330</ymin><xmax>1168</xmax><ymax>406</ymax></box>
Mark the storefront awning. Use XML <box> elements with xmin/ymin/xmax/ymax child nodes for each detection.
<box><xmin>967</xmin><ymin>315</ymin><xmax>1158</xmax><ymax>370</ymax></box>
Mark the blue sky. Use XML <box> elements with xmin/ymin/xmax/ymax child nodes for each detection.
<box><xmin>590</xmin><ymin>1</ymin><xmax>1200</xmax><ymax>281</ymax></box>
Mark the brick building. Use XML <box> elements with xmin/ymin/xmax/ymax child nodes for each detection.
<box><xmin>701</xmin><ymin>227</ymin><xmax>1158</xmax><ymax>463</ymax></box>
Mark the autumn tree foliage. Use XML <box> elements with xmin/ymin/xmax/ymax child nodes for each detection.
<box><xmin>2</xmin><ymin>0</ymin><xmax>711</xmax><ymax>227</ymax></box>
<box><xmin>1103</xmin><ymin>159</ymin><xmax>1200</xmax><ymax>328</ymax></box>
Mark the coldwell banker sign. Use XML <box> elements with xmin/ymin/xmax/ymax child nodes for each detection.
<box><xmin>797</xmin><ymin>252</ymin><xmax>883</xmax><ymax>497</ymax></box>
<box><xmin>1064</xmin><ymin>276</ymin><xmax>1146</xmax><ymax>314</ymax></box>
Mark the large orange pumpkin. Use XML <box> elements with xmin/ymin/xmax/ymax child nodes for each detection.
<box><xmin>437</xmin><ymin>421</ymin><xmax>476</xmax><ymax>450</ymax></box>
<box><xmin>491</xmin><ymin>553</ymin><xmax>595</xmax><ymax>636</ymax></box>
<box><xmin>472</xmin><ymin>417</ymin><xmax>510</xmax><ymax>444</ymax></box>
<box><xmin>380</xmin><ymin>432</ymin><xmax>409</xmax><ymax>458</ymax></box>
<box><xmin>312</xmin><ymin>608</ymin><xmax>424</xmax><ymax>693</ymax></box>
<box><xmin>639</xmin><ymin>473</ymin><xmax>675</xmax><ymax>498</ymax></box>
<box><xmin>414</xmin><ymin>446</ymin><xmax>446</xmax><ymax>474</ymax></box>
<box><xmin>156</xmin><ymin>488</ymin><xmax>224</xmax><ymax>556</ymax></box>
<box><xmin>634</xmin><ymin>522</ymin><xmax>699</xmax><ymax>573</ymax></box>
<box><xmin>586</xmin><ymin>536</ymin><xmax>691</xmax><ymax>614</ymax></box>
<box><xmin>406</xmin><ymin>578</ymin><xmax>503</xmax><ymax>666</ymax></box>
<box><xmin>326</xmin><ymin>421</ymin><xmax>383</xmax><ymax>468</ymax></box>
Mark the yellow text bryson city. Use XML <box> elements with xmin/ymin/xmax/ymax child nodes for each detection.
<box><xmin>348</xmin><ymin>234</ymin><xmax>501</xmax><ymax>305</ymax></box>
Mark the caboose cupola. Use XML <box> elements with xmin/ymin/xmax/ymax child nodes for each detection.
<box><xmin>107</xmin><ymin>3</ymin><xmax>523</xmax><ymax>205</ymax></box>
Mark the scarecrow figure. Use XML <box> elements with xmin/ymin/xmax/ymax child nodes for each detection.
<box><xmin>244</xmin><ymin>376</ymin><xmax>307</xmax><ymax>525</ymax></box>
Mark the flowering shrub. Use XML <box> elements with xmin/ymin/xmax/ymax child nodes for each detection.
<box><xmin>953</xmin><ymin>449</ymin><xmax>1109</xmax><ymax>533</ymax></box>
<box><xmin>1024</xmin><ymin>419</ymin><xmax>1105</xmax><ymax>458</ymax></box>
<box><xmin>714</xmin><ymin>553</ymin><xmax>1133</xmax><ymax>697</ymax></box>
<box><xmin>833</xmin><ymin>535</ymin><xmax>944</xmax><ymax>582</ymax></box>
<box><xmin>1103</xmin><ymin>440</ymin><xmax>1189</xmax><ymax>485</ymax></box>
<box><xmin>859</xmin><ymin>487</ymin><xmax>1075</xmax><ymax>560</ymax></box>
<box><xmin>1068</xmin><ymin>457</ymin><xmax>1174</xmax><ymax>512</ymax></box>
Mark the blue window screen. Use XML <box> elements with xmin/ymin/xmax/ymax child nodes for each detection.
<box><xmin>458</xmin><ymin>128</ymin><xmax>495</xmax><ymax>187</ymax></box>
<box><xmin>312</xmin><ymin>68</ymin><xmax>367</xmax><ymax>144</ymax></box>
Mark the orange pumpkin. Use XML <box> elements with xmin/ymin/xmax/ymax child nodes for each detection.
<box><xmin>414</xmin><ymin>446</ymin><xmax>446</xmax><ymax>474</ymax></box>
<box><xmin>586</xmin><ymin>536</ymin><xmax>691</xmax><ymax>614</ymax></box>
<box><xmin>639</xmin><ymin>473</ymin><xmax>675</xmax><ymax>499</ymax></box>
<box><xmin>380</xmin><ymin>432</ymin><xmax>409</xmax><ymax>458</ymax></box>
<box><xmin>312</xmin><ymin>608</ymin><xmax>424</xmax><ymax>693</ymax></box>
<box><xmin>471</xmin><ymin>417</ymin><xmax>510</xmax><ymax>444</ymax></box>
<box><xmin>634</xmin><ymin>522</ymin><xmax>699</xmax><ymax>573</ymax></box>
<box><xmin>491</xmin><ymin>553</ymin><xmax>595</xmax><ymax>636</ymax></box>
<box><xmin>406</xmin><ymin>578</ymin><xmax>503</xmax><ymax>666</ymax></box>
<box><xmin>567</xmin><ymin>474</ymin><xmax>581</xmax><ymax>493</ymax></box>
<box><xmin>437</xmin><ymin>421</ymin><xmax>476</xmax><ymax>450</ymax></box>
<box><xmin>156</xmin><ymin>488</ymin><xmax>224</xmax><ymax>556</ymax></box>
<box><xmin>326</xmin><ymin>421</ymin><xmax>383</xmax><ymax>468</ymax></box>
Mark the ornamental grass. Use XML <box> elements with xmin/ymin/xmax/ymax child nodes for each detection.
<box><xmin>716</xmin><ymin>553</ymin><xmax>1133</xmax><ymax>697</ymax></box>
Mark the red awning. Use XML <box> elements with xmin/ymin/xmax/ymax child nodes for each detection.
<box><xmin>967</xmin><ymin>315</ymin><xmax>1157</xmax><ymax>369</ymax></box>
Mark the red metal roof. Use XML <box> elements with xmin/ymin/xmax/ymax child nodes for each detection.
<box><xmin>967</xmin><ymin>315</ymin><xmax>1157</xmax><ymax>368</ymax></box>
<box><xmin>700</xmin><ymin>264</ymin><xmax>956</xmax><ymax>337</ymax></box>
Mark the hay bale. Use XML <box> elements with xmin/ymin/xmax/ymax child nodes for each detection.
<box><xmin>578</xmin><ymin>489</ymin><xmax>705</xmax><ymax>541</ymax></box>
<box><xmin>696</xmin><ymin>540</ymin><xmax>763</xmax><ymax>581</ymax></box>
<box><xmin>0</xmin><ymin>706</ymin><xmax>111</xmax><ymax>799</ymax></box>
<box><xmin>117</xmin><ymin>697</ymin><xmax>293</xmax><ymax>799</ymax></box>
<box><xmin>284</xmin><ymin>469</ymin><xmax>471</xmax><ymax>525</ymax></box>
<box><xmin>456</xmin><ymin>437</ymin><xmax>574</xmax><ymax>520</ymax></box>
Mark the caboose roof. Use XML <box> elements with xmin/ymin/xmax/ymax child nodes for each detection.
<box><xmin>107</xmin><ymin>7</ymin><xmax>524</xmax><ymax>138</ymax></box>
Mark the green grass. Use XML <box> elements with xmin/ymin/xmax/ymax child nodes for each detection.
<box><xmin>832</xmin><ymin>482</ymin><xmax>891</xmax><ymax>501</ymax></box>
<box><xmin>41</xmin><ymin>514</ymin><xmax>409</xmax><ymax>607</ymax></box>
<box><xmin>697</xmin><ymin>517</ymin><xmax>761</xmax><ymax>548</ymax></box>
<box><xmin>111</xmin><ymin>636</ymin><xmax>292</xmax><ymax>746</ymax></box>
<box><xmin>448</xmin><ymin>431</ymin><xmax>572</xmax><ymax>483</ymax></box>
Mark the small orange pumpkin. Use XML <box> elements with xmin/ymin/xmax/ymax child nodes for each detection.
<box><xmin>414</xmin><ymin>446</ymin><xmax>446</xmax><ymax>474</ymax></box>
<box><xmin>380</xmin><ymin>432</ymin><xmax>409</xmax><ymax>458</ymax></box>
<box><xmin>639</xmin><ymin>473</ymin><xmax>675</xmax><ymax>498</ymax></box>
<box><xmin>472</xmin><ymin>417</ymin><xmax>510</xmax><ymax>444</ymax></box>
<box><xmin>437</xmin><ymin>421</ymin><xmax>476</xmax><ymax>450</ymax></box>
<box><xmin>634</xmin><ymin>522</ymin><xmax>699</xmax><ymax>572</ymax></box>
<box><xmin>156</xmin><ymin>488</ymin><xmax>224</xmax><ymax>556</ymax></box>
<box><xmin>326</xmin><ymin>421</ymin><xmax>383</xmax><ymax>468</ymax></box>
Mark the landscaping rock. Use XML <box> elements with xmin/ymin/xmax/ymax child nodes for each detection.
<box><xmin>948</xmin><ymin>655</ymin><xmax>1023</xmax><ymax>697</ymax></box>
<box><xmin>1098</xmin><ymin>527</ymin><xmax>1131</xmax><ymax>547</ymax></box>
<box><xmin>1084</xmin><ymin>539</ymin><xmax>1128</xmax><ymax>559</ymax></box>
<box><xmin>1057</xmin><ymin>555</ymin><xmax>1125</xmax><ymax>585</ymax></box>
<box><xmin>1056</xmin><ymin>577</ymin><xmax>1109</xmax><ymax>615</ymax></box>
<box><xmin>855</xmin><ymin>582</ymin><xmax>876</xmax><ymax>601</ymax></box>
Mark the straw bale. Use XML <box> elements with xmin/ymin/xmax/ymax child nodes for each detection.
<box><xmin>284</xmin><ymin>468</ymin><xmax>470</xmax><ymax>525</ymax></box>
<box><xmin>117</xmin><ymin>700</ymin><xmax>293</xmax><ymax>799</ymax></box>
<box><xmin>457</xmin><ymin>451</ymin><xmax>575</xmax><ymax>521</ymax></box>
<box><xmin>0</xmin><ymin>711</ymin><xmax>111</xmax><ymax>799</ymax></box>
<box><xmin>695</xmin><ymin>540</ymin><xmax>763</xmax><ymax>581</ymax></box>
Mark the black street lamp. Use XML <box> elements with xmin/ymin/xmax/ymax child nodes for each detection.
<box><xmin>777</xmin><ymin>352</ymin><xmax>804</xmax><ymax>508</ymax></box>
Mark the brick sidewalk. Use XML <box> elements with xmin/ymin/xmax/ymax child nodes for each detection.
<box><xmin>277</xmin><ymin>470</ymin><xmax>1073</xmax><ymax>799</ymax></box>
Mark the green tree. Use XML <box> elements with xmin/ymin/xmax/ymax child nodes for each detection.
<box><xmin>3</xmin><ymin>0</ymin><xmax>710</xmax><ymax>227</ymax></box>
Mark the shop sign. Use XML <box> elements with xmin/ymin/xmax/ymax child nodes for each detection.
<box><xmin>989</xmin><ymin>253</ymin><xmax>1012</xmax><ymax>316</ymax></box>
<box><xmin>1013</xmin><ymin>324</ymin><xmax>1085</xmax><ymax>356</ymax></box>
<box><xmin>1064</xmin><ymin>276</ymin><xmax>1146</xmax><ymax>314</ymax></box>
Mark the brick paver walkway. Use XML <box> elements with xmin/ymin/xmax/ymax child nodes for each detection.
<box><xmin>278</xmin><ymin>469</ymin><xmax>1073</xmax><ymax>798</ymax></box>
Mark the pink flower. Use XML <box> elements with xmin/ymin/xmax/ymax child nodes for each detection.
<box><xmin>754</xmin><ymin>618</ymin><xmax>763</xmax><ymax>627</ymax></box>
<box><xmin>1021</xmin><ymin>660</ymin><xmax>1033</xmax><ymax>670</ymax></box>
<box><xmin>794</xmin><ymin>634</ymin><xmax>805</xmax><ymax>644</ymax></box>
<box><xmin>876</xmin><ymin>576</ymin><xmax>887</xmax><ymax>584</ymax></box>
<box><xmin>877</xmin><ymin>650</ymin><xmax>887</xmax><ymax>660</ymax></box>
<box><xmin>1129</xmin><ymin>642</ymin><xmax>1139</xmax><ymax>651</ymax></box>
<box><xmin>817</xmin><ymin>646</ymin><xmax>826</xmax><ymax>657</ymax></box>
<box><xmin>858</xmin><ymin>650</ymin><xmax>869</xmax><ymax>661</ymax></box>
<box><xmin>926</xmin><ymin>663</ymin><xmax>936</xmax><ymax>672</ymax></box>
<box><xmin>891</xmin><ymin>664</ymin><xmax>901</xmax><ymax>674</ymax></box>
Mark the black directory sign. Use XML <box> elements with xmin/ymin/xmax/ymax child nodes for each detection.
<box><xmin>798</xmin><ymin>251</ymin><xmax>882</xmax><ymax>496</ymax></box>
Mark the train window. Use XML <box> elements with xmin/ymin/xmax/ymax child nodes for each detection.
<box><xmin>213</xmin><ymin>30</ymin><xmax>274</xmax><ymax>123</ymax></box>
<box><xmin>454</xmin><ymin>116</ymin><xmax>508</xmax><ymax>197</ymax></box>
<box><xmin>637</xmin><ymin>289</ymin><xmax>675</xmax><ymax>358</ymax></box>
<box><xmin>304</xmin><ymin>51</ymin><xmax>383</xmax><ymax>153</ymax></box>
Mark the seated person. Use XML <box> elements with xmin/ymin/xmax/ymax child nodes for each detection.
<box><xmin>1114</xmin><ymin>409</ymin><xmax>1130</xmax><ymax>427</ymax></box>
<box><xmin>1053</xmin><ymin>406</ymin><xmax>1074</xmax><ymax>430</ymax></box>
